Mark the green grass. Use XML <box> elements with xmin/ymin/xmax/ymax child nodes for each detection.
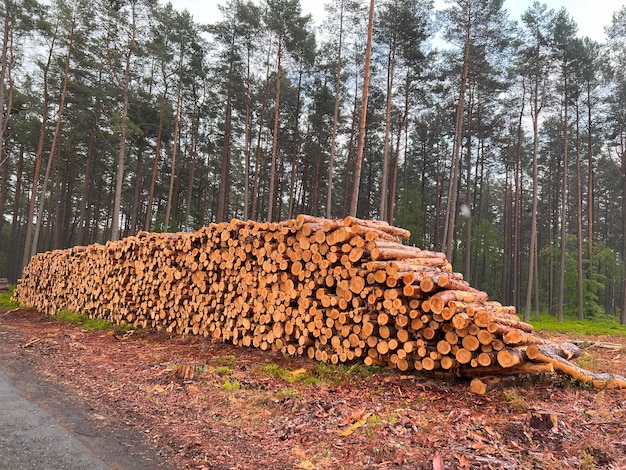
<box><xmin>527</xmin><ymin>313</ymin><xmax>626</xmax><ymax>336</ymax></box>
<box><xmin>56</xmin><ymin>308</ymin><xmax>127</xmax><ymax>331</ymax></box>
<box><xmin>210</xmin><ymin>354</ymin><xmax>237</xmax><ymax>367</ymax></box>
<box><xmin>221</xmin><ymin>379</ymin><xmax>241</xmax><ymax>391</ymax></box>
<box><xmin>216</xmin><ymin>366</ymin><xmax>233</xmax><ymax>376</ymax></box>
<box><xmin>1</xmin><ymin>289</ymin><xmax>135</xmax><ymax>333</ymax></box>
<box><xmin>273</xmin><ymin>388</ymin><xmax>300</xmax><ymax>400</ymax></box>
<box><xmin>313</xmin><ymin>362</ymin><xmax>382</xmax><ymax>385</ymax></box>
<box><xmin>0</xmin><ymin>286</ymin><xmax>20</xmax><ymax>309</ymax></box>
<box><xmin>259</xmin><ymin>363</ymin><xmax>312</xmax><ymax>383</ymax></box>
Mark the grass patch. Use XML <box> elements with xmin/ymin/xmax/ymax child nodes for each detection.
<box><xmin>576</xmin><ymin>351</ymin><xmax>601</xmax><ymax>372</ymax></box>
<box><xmin>313</xmin><ymin>362</ymin><xmax>382</xmax><ymax>386</ymax></box>
<box><xmin>0</xmin><ymin>287</ymin><xmax>20</xmax><ymax>309</ymax></box>
<box><xmin>273</xmin><ymin>388</ymin><xmax>300</xmax><ymax>400</ymax></box>
<box><xmin>259</xmin><ymin>363</ymin><xmax>314</xmax><ymax>383</ymax></box>
<box><xmin>527</xmin><ymin>313</ymin><xmax>626</xmax><ymax>336</ymax></box>
<box><xmin>210</xmin><ymin>354</ymin><xmax>236</xmax><ymax>367</ymax></box>
<box><xmin>502</xmin><ymin>388</ymin><xmax>529</xmax><ymax>413</ymax></box>
<box><xmin>216</xmin><ymin>366</ymin><xmax>233</xmax><ymax>376</ymax></box>
<box><xmin>365</xmin><ymin>414</ymin><xmax>385</xmax><ymax>437</ymax></box>
<box><xmin>56</xmin><ymin>308</ymin><xmax>122</xmax><ymax>331</ymax></box>
<box><xmin>221</xmin><ymin>379</ymin><xmax>241</xmax><ymax>391</ymax></box>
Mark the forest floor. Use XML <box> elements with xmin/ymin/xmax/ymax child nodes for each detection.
<box><xmin>0</xmin><ymin>306</ymin><xmax>625</xmax><ymax>470</ymax></box>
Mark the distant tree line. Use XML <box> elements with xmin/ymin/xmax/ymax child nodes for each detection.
<box><xmin>1</xmin><ymin>0</ymin><xmax>626</xmax><ymax>323</ymax></box>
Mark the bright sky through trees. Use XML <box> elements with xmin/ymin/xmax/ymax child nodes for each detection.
<box><xmin>169</xmin><ymin>0</ymin><xmax>625</xmax><ymax>43</ymax></box>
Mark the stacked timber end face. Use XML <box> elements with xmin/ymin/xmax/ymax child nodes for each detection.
<box><xmin>12</xmin><ymin>215</ymin><xmax>626</xmax><ymax>387</ymax></box>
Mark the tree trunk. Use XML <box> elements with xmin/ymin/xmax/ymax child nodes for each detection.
<box><xmin>21</xmin><ymin>26</ymin><xmax>57</xmax><ymax>272</ymax></box>
<box><xmin>444</xmin><ymin>12</ymin><xmax>471</xmax><ymax>261</ymax></box>
<box><xmin>78</xmin><ymin>96</ymin><xmax>100</xmax><ymax>244</ymax></box>
<box><xmin>388</xmin><ymin>71</ymin><xmax>410</xmax><ymax>225</ymax></box>
<box><xmin>32</xmin><ymin>30</ymin><xmax>74</xmax><ymax>257</ymax></box>
<box><xmin>110</xmin><ymin>4</ymin><xmax>136</xmax><ymax>241</ymax></box>
<box><xmin>287</xmin><ymin>67</ymin><xmax>303</xmax><ymax>219</ymax></box>
<box><xmin>349</xmin><ymin>0</ymin><xmax>375</xmax><ymax>217</ymax></box>
<box><xmin>184</xmin><ymin>100</ymin><xmax>199</xmax><ymax>231</ymax></box>
<box><xmin>129</xmin><ymin>139</ymin><xmax>146</xmax><ymax>235</ymax></box>
<box><xmin>327</xmin><ymin>3</ymin><xmax>343</xmax><ymax>219</ymax></box>
<box><xmin>514</xmin><ymin>82</ymin><xmax>525</xmax><ymax>309</ymax></box>
<box><xmin>217</xmin><ymin>87</ymin><xmax>232</xmax><ymax>222</ymax></box>
<box><xmin>164</xmin><ymin>63</ymin><xmax>183</xmax><ymax>231</ymax></box>
<box><xmin>524</xmin><ymin>48</ymin><xmax>545</xmax><ymax>322</ymax></box>
<box><xmin>0</xmin><ymin>122</ymin><xmax>8</xmax><ymax>236</ymax></box>
<box><xmin>434</xmin><ymin>145</ymin><xmax>442</xmax><ymax>252</ymax></box>
<box><xmin>267</xmin><ymin>38</ymin><xmax>282</xmax><ymax>222</ymax></box>
<box><xmin>586</xmin><ymin>82</ymin><xmax>593</xmax><ymax>259</ymax></box>
<box><xmin>0</xmin><ymin>5</ymin><xmax>10</xmax><ymax>161</ymax></box>
<box><xmin>621</xmin><ymin>138</ymin><xmax>626</xmax><ymax>325</ymax></box>
<box><xmin>8</xmin><ymin>144</ymin><xmax>24</xmax><ymax>280</ymax></box>
<box><xmin>379</xmin><ymin>36</ymin><xmax>396</xmax><ymax>221</ymax></box>
<box><xmin>557</xmin><ymin>80</ymin><xmax>569</xmax><ymax>323</ymax></box>
<box><xmin>342</xmin><ymin>74</ymin><xmax>359</xmax><ymax>215</ymax></box>
<box><xmin>251</xmin><ymin>45</ymin><xmax>273</xmax><ymax>221</ymax></box>
<box><xmin>243</xmin><ymin>46</ymin><xmax>252</xmax><ymax>221</ymax></box>
<box><xmin>145</xmin><ymin>84</ymin><xmax>168</xmax><ymax>231</ymax></box>
<box><xmin>575</xmin><ymin>103</ymin><xmax>584</xmax><ymax>320</ymax></box>
<box><xmin>463</xmin><ymin>88</ymin><xmax>474</xmax><ymax>282</ymax></box>
<box><xmin>0</xmin><ymin>26</ymin><xmax>14</xmax><ymax>237</ymax></box>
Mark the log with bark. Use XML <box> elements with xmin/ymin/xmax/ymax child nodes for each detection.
<box><xmin>12</xmin><ymin>215</ymin><xmax>625</xmax><ymax>390</ymax></box>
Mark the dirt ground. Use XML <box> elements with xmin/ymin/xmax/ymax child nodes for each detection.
<box><xmin>0</xmin><ymin>307</ymin><xmax>625</xmax><ymax>469</ymax></box>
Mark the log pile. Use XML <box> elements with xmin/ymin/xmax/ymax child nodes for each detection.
<box><xmin>0</xmin><ymin>277</ymin><xmax>8</xmax><ymax>293</ymax></box>
<box><xmin>12</xmin><ymin>215</ymin><xmax>626</xmax><ymax>388</ymax></box>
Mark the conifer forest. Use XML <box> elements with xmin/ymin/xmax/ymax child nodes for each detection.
<box><xmin>1</xmin><ymin>0</ymin><xmax>626</xmax><ymax>325</ymax></box>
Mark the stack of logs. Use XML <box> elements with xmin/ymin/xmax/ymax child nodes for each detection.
<box><xmin>0</xmin><ymin>277</ymin><xmax>8</xmax><ymax>294</ymax></box>
<box><xmin>12</xmin><ymin>215</ymin><xmax>626</xmax><ymax>388</ymax></box>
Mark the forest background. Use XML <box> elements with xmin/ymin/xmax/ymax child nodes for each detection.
<box><xmin>1</xmin><ymin>0</ymin><xmax>626</xmax><ymax>325</ymax></box>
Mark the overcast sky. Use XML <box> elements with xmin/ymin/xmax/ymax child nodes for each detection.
<box><xmin>167</xmin><ymin>0</ymin><xmax>625</xmax><ymax>43</ymax></box>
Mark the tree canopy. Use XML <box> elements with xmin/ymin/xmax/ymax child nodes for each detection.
<box><xmin>1</xmin><ymin>0</ymin><xmax>626</xmax><ymax>323</ymax></box>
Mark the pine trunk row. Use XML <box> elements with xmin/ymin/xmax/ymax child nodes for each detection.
<box><xmin>12</xmin><ymin>215</ymin><xmax>625</xmax><ymax>388</ymax></box>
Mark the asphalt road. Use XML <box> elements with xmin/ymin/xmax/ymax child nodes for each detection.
<box><xmin>0</xmin><ymin>361</ymin><xmax>173</xmax><ymax>470</ymax></box>
<box><xmin>0</xmin><ymin>368</ymin><xmax>110</xmax><ymax>469</ymax></box>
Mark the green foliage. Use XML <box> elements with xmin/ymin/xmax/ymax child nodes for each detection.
<box><xmin>585</xmin><ymin>242</ymin><xmax>623</xmax><ymax>317</ymax></box>
<box><xmin>539</xmin><ymin>237</ymin><xmax>622</xmax><ymax>318</ymax></box>
<box><xmin>466</xmin><ymin>219</ymin><xmax>504</xmax><ymax>296</ymax></box>
<box><xmin>259</xmin><ymin>363</ymin><xmax>315</xmax><ymax>384</ymax></box>
<box><xmin>365</xmin><ymin>413</ymin><xmax>384</xmax><ymax>437</ymax></box>
<box><xmin>221</xmin><ymin>379</ymin><xmax>241</xmax><ymax>391</ymax></box>
<box><xmin>312</xmin><ymin>362</ymin><xmax>381</xmax><ymax>386</ymax></box>
<box><xmin>579</xmin><ymin>452</ymin><xmax>596</xmax><ymax>470</ymax></box>
<box><xmin>529</xmin><ymin>313</ymin><xmax>626</xmax><ymax>336</ymax></box>
<box><xmin>216</xmin><ymin>366</ymin><xmax>233</xmax><ymax>376</ymax></box>
<box><xmin>210</xmin><ymin>355</ymin><xmax>237</xmax><ymax>367</ymax></box>
<box><xmin>394</xmin><ymin>188</ymin><xmax>424</xmax><ymax>246</ymax></box>
<box><xmin>0</xmin><ymin>287</ymin><xmax>20</xmax><ymax>309</ymax></box>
